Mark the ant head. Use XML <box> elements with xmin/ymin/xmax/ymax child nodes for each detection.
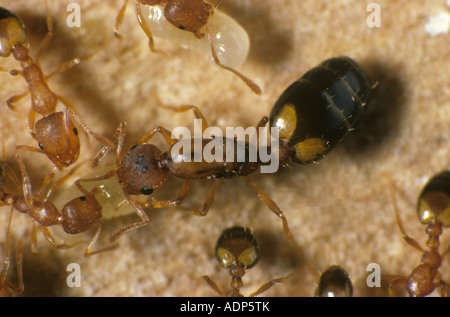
<box><xmin>164</xmin><ymin>0</ymin><xmax>213</xmax><ymax>38</ymax></box>
<box><xmin>215</xmin><ymin>226</ymin><xmax>260</xmax><ymax>270</ymax></box>
<box><xmin>62</xmin><ymin>194</ymin><xmax>102</xmax><ymax>234</ymax></box>
<box><xmin>0</xmin><ymin>7</ymin><xmax>27</xmax><ymax>57</ymax></box>
<box><xmin>34</xmin><ymin>112</ymin><xmax>81</xmax><ymax>168</ymax></box>
<box><xmin>315</xmin><ymin>265</ymin><xmax>353</xmax><ymax>297</ymax></box>
<box><xmin>117</xmin><ymin>143</ymin><xmax>169</xmax><ymax>196</ymax></box>
<box><xmin>417</xmin><ymin>170</ymin><xmax>450</xmax><ymax>227</ymax></box>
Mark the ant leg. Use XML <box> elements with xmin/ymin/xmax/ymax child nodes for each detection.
<box><xmin>244</xmin><ymin>175</ymin><xmax>305</xmax><ymax>261</ymax></box>
<box><xmin>155</xmin><ymin>104</ymin><xmax>210</xmax><ymax>133</ymax></box>
<box><xmin>382</xmin><ymin>275</ymin><xmax>407</xmax><ymax>297</ymax></box>
<box><xmin>175</xmin><ymin>179</ymin><xmax>222</xmax><ymax>217</ymax></box>
<box><xmin>248</xmin><ymin>274</ymin><xmax>290</xmax><ymax>297</ymax></box>
<box><xmin>46</xmin><ymin>57</ymin><xmax>81</xmax><ymax>79</ymax></box>
<box><xmin>6</xmin><ymin>90</ymin><xmax>29</xmax><ymax>112</ymax></box>
<box><xmin>205</xmin><ymin>26</ymin><xmax>261</xmax><ymax>95</ymax></box>
<box><xmin>136</xmin><ymin>1</ymin><xmax>166</xmax><ymax>55</ymax></box>
<box><xmin>14</xmin><ymin>149</ymin><xmax>37</xmax><ymax>208</ymax></box>
<box><xmin>40</xmin><ymin>225</ymin><xmax>86</xmax><ymax>250</ymax></box>
<box><xmin>137</xmin><ymin>126</ymin><xmax>177</xmax><ymax>146</ymax></box>
<box><xmin>203</xmin><ymin>275</ymin><xmax>227</xmax><ymax>297</ymax></box>
<box><xmin>114</xmin><ymin>0</ymin><xmax>129</xmax><ymax>38</ymax></box>
<box><xmin>108</xmin><ymin>188</ymin><xmax>150</xmax><ymax>243</ymax></box>
<box><xmin>83</xmin><ymin>222</ymin><xmax>118</xmax><ymax>257</ymax></box>
<box><xmin>93</xmin><ymin>121</ymin><xmax>127</xmax><ymax>168</ymax></box>
<box><xmin>35</xmin><ymin>0</ymin><xmax>53</xmax><ymax>63</ymax></box>
<box><xmin>387</xmin><ymin>178</ymin><xmax>424</xmax><ymax>252</ymax></box>
<box><xmin>63</xmin><ymin>107</ymin><xmax>115</xmax><ymax>148</ymax></box>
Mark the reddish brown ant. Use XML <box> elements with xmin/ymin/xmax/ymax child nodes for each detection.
<box><xmin>0</xmin><ymin>6</ymin><xmax>113</xmax><ymax>170</ymax></box>
<box><xmin>203</xmin><ymin>226</ymin><xmax>290</xmax><ymax>297</ymax></box>
<box><xmin>114</xmin><ymin>0</ymin><xmax>262</xmax><ymax>94</ymax></box>
<box><xmin>383</xmin><ymin>171</ymin><xmax>450</xmax><ymax>297</ymax></box>
<box><xmin>0</xmin><ymin>150</ymin><xmax>116</xmax><ymax>257</ymax></box>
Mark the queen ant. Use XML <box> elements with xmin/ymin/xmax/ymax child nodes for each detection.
<box><xmin>315</xmin><ymin>265</ymin><xmax>353</xmax><ymax>297</ymax></box>
<box><xmin>114</xmin><ymin>0</ymin><xmax>262</xmax><ymax>94</ymax></box>
<box><xmin>203</xmin><ymin>226</ymin><xmax>290</xmax><ymax>297</ymax></box>
<box><xmin>383</xmin><ymin>171</ymin><xmax>450</xmax><ymax>297</ymax></box>
<box><xmin>0</xmin><ymin>149</ymin><xmax>116</xmax><ymax>257</ymax></box>
<box><xmin>0</xmin><ymin>6</ymin><xmax>114</xmax><ymax>171</ymax></box>
<box><xmin>78</xmin><ymin>56</ymin><xmax>371</xmax><ymax>259</ymax></box>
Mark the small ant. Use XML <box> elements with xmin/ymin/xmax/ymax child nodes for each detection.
<box><xmin>203</xmin><ymin>226</ymin><xmax>289</xmax><ymax>297</ymax></box>
<box><xmin>315</xmin><ymin>265</ymin><xmax>353</xmax><ymax>297</ymax></box>
<box><xmin>0</xmin><ymin>150</ymin><xmax>115</xmax><ymax>257</ymax></box>
<box><xmin>114</xmin><ymin>0</ymin><xmax>262</xmax><ymax>94</ymax></box>
<box><xmin>0</xmin><ymin>6</ymin><xmax>113</xmax><ymax>170</ymax></box>
<box><xmin>384</xmin><ymin>171</ymin><xmax>450</xmax><ymax>297</ymax></box>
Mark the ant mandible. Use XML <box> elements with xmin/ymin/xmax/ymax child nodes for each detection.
<box><xmin>0</xmin><ymin>6</ymin><xmax>113</xmax><ymax>170</ymax></box>
<box><xmin>0</xmin><ymin>150</ymin><xmax>115</xmax><ymax>257</ymax></box>
<box><xmin>203</xmin><ymin>226</ymin><xmax>290</xmax><ymax>297</ymax></box>
<box><xmin>114</xmin><ymin>0</ymin><xmax>262</xmax><ymax>94</ymax></box>
<box><xmin>384</xmin><ymin>171</ymin><xmax>450</xmax><ymax>297</ymax></box>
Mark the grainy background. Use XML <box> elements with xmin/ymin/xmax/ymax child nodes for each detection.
<box><xmin>0</xmin><ymin>0</ymin><xmax>449</xmax><ymax>297</ymax></box>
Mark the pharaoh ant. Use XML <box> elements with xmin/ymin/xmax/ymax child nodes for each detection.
<box><xmin>78</xmin><ymin>56</ymin><xmax>371</xmax><ymax>257</ymax></box>
<box><xmin>114</xmin><ymin>0</ymin><xmax>262</xmax><ymax>94</ymax></box>
<box><xmin>315</xmin><ymin>265</ymin><xmax>353</xmax><ymax>297</ymax></box>
<box><xmin>0</xmin><ymin>6</ymin><xmax>113</xmax><ymax>171</ymax></box>
<box><xmin>203</xmin><ymin>226</ymin><xmax>290</xmax><ymax>297</ymax></box>
<box><xmin>383</xmin><ymin>171</ymin><xmax>450</xmax><ymax>297</ymax></box>
<box><xmin>0</xmin><ymin>149</ymin><xmax>116</xmax><ymax>257</ymax></box>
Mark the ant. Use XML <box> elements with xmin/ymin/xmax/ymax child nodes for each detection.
<box><xmin>383</xmin><ymin>171</ymin><xmax>450</xmax><ymax>297</ymax></box>
<box><xmin>79</xmin><ymin>56</ymin><xmax>371</xmax><ymax>253</ymax></box>
<box><xmin>315</xmin><ymin>265</ymin><xmax>353</xmax><ymax>297</ymax></box>
<box><xmin>0</xmin><ymin>6</ymin><xmax>114</xmax><ymax>170</ymax></box>
<box><xmin>203</xmin><ymin>226</ymin><xmax>290</xmax><ymax>297</ymax></box>
<box><xmin>0</xmin><ymin>149</ymin><xmax>115</xmax><ymax>257</ymax></box>
<box><xmin>114</xmin><ymin>0</ymin><xmax>262</xmax><ymax>94</ymax></box>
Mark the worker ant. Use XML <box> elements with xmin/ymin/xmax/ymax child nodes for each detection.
<box><xmin>114</xmin><ymin>0</ymin><xmax>261</xmax><ymax>94</ymax></box>
<box><xmin>0</xmin><ymin>6</ymin><xmax>113</xmax><ymax>170</ymax></box>
<box><xmin>203</xmin><ymin>226</ymin><xmax>290</xmax><ymax>297</ymax></box>
<box><xmin>315</xmin><ymin>265</ymin><xmax>353</xmax><ymax>297</ymax></box>
<box><xmin>0</xmin><ymin>150</ymin><xmax>116</xmax><ymax>257</ymax></box>
<box><xmin>383</xmin><ymin>171</ymin><xmax>450</xmax><ymax>297</ymax></box>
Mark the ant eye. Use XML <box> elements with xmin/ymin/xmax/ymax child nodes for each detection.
<box><xmin>73</xmin><ymin>127</ymin><xmax>78</xmax><ymax>136</ymax></box>
<box><xmin>177</xmin><ymin>25</ymin><xmax>185</xmax><ymax>30</ymax></box>
<box><xmin>140</xmin><ymin>187</ymin><xmax>153</xmax><ymax>195</ymax></box>
<box><xmin>38</xmin><ymin>143</ymin><xmax>44</xmax><ymax>149</ymax></box>
<box><xmin>79</xmin><ymin>196</ymin><xmax>86</xmax><ymax>201</ymax></box>
<box><xmin>130</xmin><ymin>144</ymin><xmax>139</xmax><ymax>151</ymax></box>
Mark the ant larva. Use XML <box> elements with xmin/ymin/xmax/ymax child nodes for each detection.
<box><xmin>0</xmin><ymin>150</ymin><xmax>116</xmax><ymax>257</ymax></box>
<box><xmin>114</xmin><ymin>0</ymin><xmax>261</xmax><ymax>94</ymax></box>
<box><xmin>383</xmin><ymin>171</ymin><xmax>450</xmax><ymax>297</ymax></box>
<box><xmin>203</xmin><ymin>226</ymin><xmax>290</xmax><ymax>297</ymax></box>
<box><xmin>315</xmin><ymin>265</ymin><xmax>353</xmax><ymax>297</ymax></box>
<box><xmin>0</xmin><ymin>6</ymin><xmax>113</xmax><ymax>170</ymax></box>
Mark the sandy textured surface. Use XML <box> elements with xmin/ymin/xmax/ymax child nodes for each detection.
<box><xmin>0</xmin><ymin>0</ymin><xmax>449</xmax><ymax>297</ymax></box>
